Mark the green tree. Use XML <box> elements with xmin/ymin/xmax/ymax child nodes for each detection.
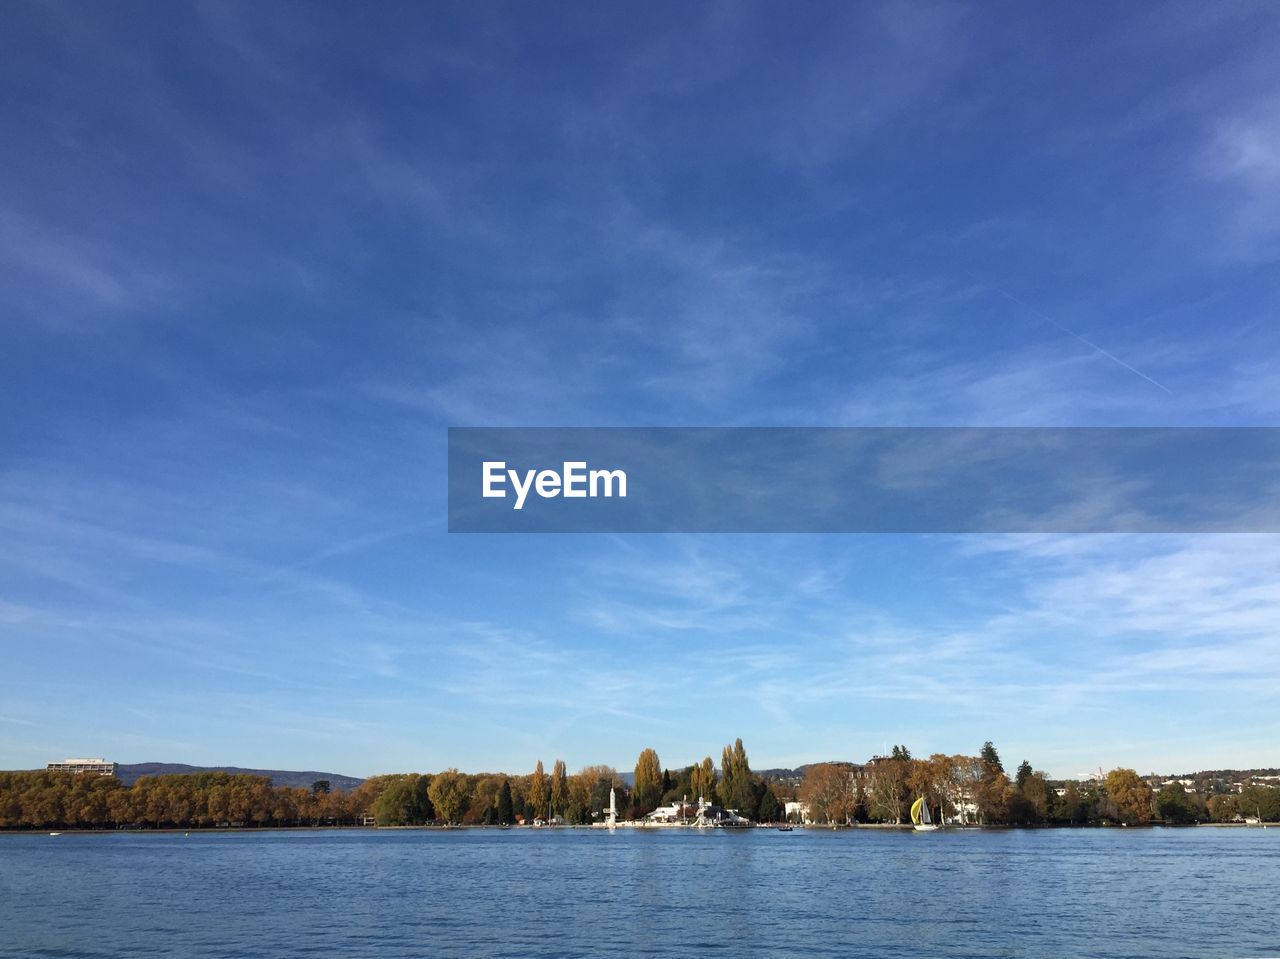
<box><xmin>428</xmin><ymin>769</ymin><xmax>469</xmax><ymax>824</ymax></box>
<box><xmin>496</xmin><ymin>779</ymin><xmax>515</xmax><ymax>825</ymax></box>
<box><xmin>980</xmin><ymin>741</ymin><xmax>1003</xmax><ymax>775</ymax></box>
<box><xmin>1155</xmin><ymin>784</ymin><xmax>1197</xmax><ymax>824</ymax></box>
<box><xmin>1103</xmin><ymin>768</ymin><xmax>1153</xmax><ymax>825</ymax></box>
<box><xmin>633</xmin><ymin>748</ymin><xmax>663</xmax><ymax>814</ymax></box>
<box><xmin>1207</xmin><ymin>793</ymin><xmax>1241</xmax><ymax>822</ymax></box>
<box><xmin>565</xmin><ymin>769</ymin><xmax>594</xmax><ymax>824</ymax></box>
<box><xmin>1051</xmin><ymin>780</ymin><xmax>1088</xmax><ymax>824</ymax></box>
<box><xmin>1239</xmin><ymin>784</ymin><xmax>1280</xmax><ymax>822</ymax></box>
<box><xmin>1008</xmin><ymin>771</ymin><xmax>1050</xmax><ymax>824</ymax></box>
<box><xmin>757</xmin><ymin>787</ymin><xmax>784</xmax><ymax>824</ymax></box>
<box><xmin>1015</xmin><ymin>761</ymin><xmax>1033</xmax><ymax>790</ymax></box>
<box><xmin>464</xmin><ymin>775</ymin><xmax>505</xmax><ymax>824</ymax></box>
<box><xmin>661</xmin><ymin>766</ymin><xmax>694</xmax><ymax>804</ymax></box>
<box><xmin>373</xmin><ymin>776</ymin><xmax>426</xmax><ymax>826</ymax></box>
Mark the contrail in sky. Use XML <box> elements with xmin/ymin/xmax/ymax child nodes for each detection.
<box><xmin>976</xmin><ymin>279</ymin><xmax>1174</xmax><ymax>395</ymax></box>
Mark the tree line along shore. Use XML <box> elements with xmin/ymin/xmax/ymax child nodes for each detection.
<box><xmin>2</xmin><ymin>739</ymin><xmax>1277</xmax><ymax>831</ymax></box>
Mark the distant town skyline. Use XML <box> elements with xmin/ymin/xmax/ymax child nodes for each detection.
<box><xmin>3</xmin><ymin>3</ymin><xmax>1280</xmax><ymax>780</ymax></box>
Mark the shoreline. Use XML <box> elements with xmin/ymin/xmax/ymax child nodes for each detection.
<box><xmin>5</xmin><ymin>821</ymin><xmax>1274</xmax><ymax>835</ymax></box>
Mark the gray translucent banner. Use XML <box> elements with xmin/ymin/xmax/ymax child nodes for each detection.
<box><xmin>447</xmin><ymin>427</ymin><xmax>1280</xmax><ymax>533</ymax></box>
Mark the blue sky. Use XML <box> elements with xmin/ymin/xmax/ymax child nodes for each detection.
<box><xmin>2</xmin><ymin>2</ymin><xmax>1279</xmax><ymax>779</ymax></box>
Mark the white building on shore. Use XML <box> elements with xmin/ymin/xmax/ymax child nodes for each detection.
<box><xmin>643</xmin><ymin>796</ymin><xmax>752</xmax><ymax>827</ymax></box>
<box><xmin>47</xmin><ymin>758</ymin><xmax>118</xmax><ymax>776</ymax></box>
<box><xmin>645</xmin><ymin>801</ymin><xmax>691</xmax><ymax>823</ymax></box>
<box><xmin>784</xmin><ymin>801</ymin><xmax>811</xmax><ymax>824</ymax></box>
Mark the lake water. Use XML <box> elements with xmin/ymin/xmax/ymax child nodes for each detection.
<box><xmin>1</xmin><ymin>827</ymin><xmax>1277</xmax><ymax>958</ymax></box>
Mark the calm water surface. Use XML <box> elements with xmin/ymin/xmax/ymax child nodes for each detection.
<box><xmin>1</xmin><ymin>827</ymin><xmax>1277</xmax><ymax>958</ymax></box>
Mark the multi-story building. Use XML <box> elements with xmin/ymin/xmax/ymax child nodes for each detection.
<box><xmin>46</xmin><ymin>757</ymin><xmax>118</xmax><ymax>776</ymax></box>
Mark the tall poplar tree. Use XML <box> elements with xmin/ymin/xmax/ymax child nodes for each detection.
<box><xmin>550</xmin><ymin>760</ymin><xmax>568</xmax><ymax>818</ymax></box>
<box><xmin>690</xmin><ymin>756</ymin><xmax>717</xmax><ymax>804</ymax></box>
<box><xmin>528</xmin><ymin>760</ymin><xmax>550</xmax><ymax>820</ymax></box>
<box><xmin>719</xmin><ymin>739</ymin><xmax>753</xmax><ymax>814</ymax></box>
<box><xmin>633</xmin><ymin>748</ymin><xmax>662</xmax><ymax>814</ymax></box>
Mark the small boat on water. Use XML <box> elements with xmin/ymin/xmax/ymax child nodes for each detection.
<box><xmin>48</xmin><ymin>832</ymin><xmax>61</xmax><ymax>836</ymax></box>
<box><xmin>776</xmin><ymin>825</ymin><xmax>794</xmax><ymax>832</ymax></box>
<box><xmin>910</xmin><ymin>796</ymin><xmax>939</xmax><ymax>832</ymax></box>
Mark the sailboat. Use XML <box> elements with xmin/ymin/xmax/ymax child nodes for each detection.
<box><xmin>910</xmin><ymin>796</ymin><xmax>939</xmax><ymax>832</ymax></box>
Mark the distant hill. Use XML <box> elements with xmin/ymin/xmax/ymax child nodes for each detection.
<box><xmin>117</xmin><ymin>763</ymin><xmax>364</xmax><ymax>791</ymax></box>
<box><xmin>759</xmin><ymin>764</ymin><xmax>846</xmax><ymax>781</ymax></box>
<box><xmin>758</xmin><ymin>766</ymin><xmax>806</xmax><ymax>779</ymax></box>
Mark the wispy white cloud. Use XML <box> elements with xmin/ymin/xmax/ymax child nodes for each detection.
<box><xmin>0</xmin><ymin>211</ymin><xmax>175</xmax><ymax>324</ymax></box>
<box><xmin>1202</xmin><ymin>108</ymin><xmax>1280</xmax><ymax>263</ymax></box>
